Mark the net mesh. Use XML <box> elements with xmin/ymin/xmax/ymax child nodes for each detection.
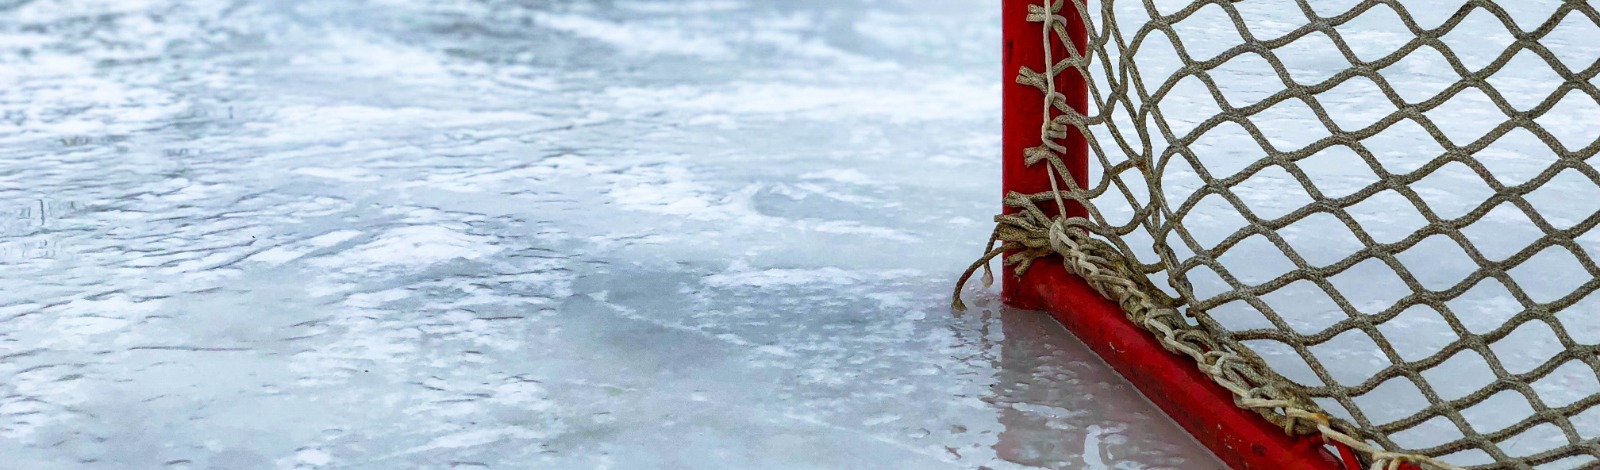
<box><xmin>974</xmin><ymin>0</ymin><xmax>1600</xmax><ymax>468</ymax></box>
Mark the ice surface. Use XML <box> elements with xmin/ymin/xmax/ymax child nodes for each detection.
<box><xmin>0</xmin><ymin>0</ymin><xmax>1220</xmax><ymax>469</ymax></box>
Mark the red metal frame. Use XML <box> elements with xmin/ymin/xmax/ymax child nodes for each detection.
<box><xmin>999</xmin><ymin>1</ymin><xmax>1366</xmax><ymax>468</ymax></box>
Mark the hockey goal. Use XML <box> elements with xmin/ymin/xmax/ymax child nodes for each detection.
<box><xmin>960</xmin><ymin>1</ymin><xmax>1600</xmax><ymax>469</ymax></box>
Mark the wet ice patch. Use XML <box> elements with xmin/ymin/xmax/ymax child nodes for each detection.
<box><xmin>403</xmin><ymin>426</ymin><xmax>551</xmax><ymax>453</ymax></box>
<box><xmin>247</xmin><ymin>230</ymin><xmax>363</xmax><ymax>266</ymax></box>
<box><xmin>255</xmin><ymin>106</ymin><xmax>547</xmax><ymax>145</ymax></box>
<box><xmin>4</xmin><ymin>68</ymin><xmax>183</xmax><ymax>135</ymax></box>
<box><xmin>531</xmin><ymin>12</ymin><xmax>733</xmax><ymax>58</ymax></box>
<box><xmin>289</xmin><ymin>448</ymin><xmax>332</xmax><ymax>467</ymax></box>
<box><xmin>600</xmin><ymin>79</ymin><xmax>996</xmax><ymax>123</ymax></box>
<box><xmin>618</xmin><ymin>1</ymin><xmax>743</xmax><ymax>14</ymax></box>
<box><xmin>12</xmin><ymin>0</ymin><xmax>163</xmax><ymax>22</ymax></box>
<box><xmin>705</xmin><ymin>267</ymin><xmax>861</xmax><ymax>288</ymax></box>
<box><xmin>406</xmin><ymin>165</ymin><xmax>567</xmax><ymax>193</ymax></box>
<box><xmin>292</xmin><ymin>167</ymin><xmax>381</xmax><ymax>183</ymax></box>
<box><xmin>604</xmin><ymin>164</ymin><xmax>729</xmax><ymax>218</ymax></box>
<box><xmin>319</xmin><ymin>225</ymin><xmax>500</xmax><ymax>268</ymax></box>
<box><xmin>164</xmin><ymin>181</ymin><xmax>232</xmax><ymax>202</ymax></box>
<box><xmin>704</xmin><ymin>265</ymin><xmax>922</xmax><ymax>288</ymax></box>
<box><xmin>599</xmin><ymin>164</ymin><xmax>917</xmax><ymax>241</ymax></box>
<box><xmin>345</xmin><ymin>289</ymin><xmax>413</xmax><ymax>309</ymax></box>
<box><xmin>288</xmin><ymin>30</ymin><xmax>450</xmax><ymax>80</ymax></box>
<box><xmin>800</xmin><ymin>169</ymin><xmax>874</xmax><ymax>185</ymax></box>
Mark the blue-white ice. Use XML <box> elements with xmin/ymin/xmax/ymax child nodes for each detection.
<box><xmin>0</xmin><ymin>0</ymin><xmax>1221</xmax><ymax>469</ymax></box>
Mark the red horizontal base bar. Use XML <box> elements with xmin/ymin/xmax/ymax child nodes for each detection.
<box><xmin>1004</xmin><ymin>257</ymin><xmax>1350</xmax><ymax>470</ymax></box>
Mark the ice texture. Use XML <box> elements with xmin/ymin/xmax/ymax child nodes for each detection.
<box><xmin>0</xmin><ymin>0</ymin><xmax>1220</xmax><ymax>469</ymax></box>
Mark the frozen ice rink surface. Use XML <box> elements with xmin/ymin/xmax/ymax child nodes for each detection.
<box><xmin>0</xmin><ymin>0</ymin><xmax>1222</xmax><ymax>468</ymax></box>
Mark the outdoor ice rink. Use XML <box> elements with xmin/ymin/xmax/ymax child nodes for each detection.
<box><xmin>0</xmin><ymin>0</ymin><xmax>1224</xmax><ymax>468</ymax></box>
<box><xmin>2</xmin><ymin>0</ymin><xmax>1594</xmax><ymax>468</ymax></box>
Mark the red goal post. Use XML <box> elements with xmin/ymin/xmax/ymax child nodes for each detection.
<box><xmin>998</xmin><ymin>1</ymin><xmax>1404</xmax><ymax>468</ymax></box>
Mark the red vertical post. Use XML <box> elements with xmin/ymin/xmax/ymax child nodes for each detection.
<box><xmin>1001</xmin><ymin>0</ymin><xmax>1089</xmax><ymax>310</ymax></box>
<box><xmin>997</xmin><ymin>2</ymin><xmax>1358</xmax><ymax>469</ymax></box>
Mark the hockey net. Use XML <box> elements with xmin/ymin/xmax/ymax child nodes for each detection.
<box><xmin>959</xmin><ymin>1</ymin><xmax>1600</xmax><ymax>468</ymax></box>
